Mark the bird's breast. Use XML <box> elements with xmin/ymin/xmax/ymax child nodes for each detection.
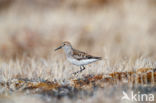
<box><xmin>67</xmin><ymin>57</ymin><xmax>98</xmax><ymax>66</ymax></box>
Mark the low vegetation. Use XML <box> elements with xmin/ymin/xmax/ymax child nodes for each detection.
<box><xmin>0</xmin><ymin>0</ymin><xmax>156</xmax><ymax>103</ymax></box>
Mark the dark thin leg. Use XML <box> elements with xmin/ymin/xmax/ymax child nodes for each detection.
<box><xmin>80</xmin><ymin>66</ymin><xmax>85</xmax><ymax>72</ymax></box>
<box><xmin>72</xmin><ymin>66</ymin><xmax>86</xmax><ymax>75</ymax></box>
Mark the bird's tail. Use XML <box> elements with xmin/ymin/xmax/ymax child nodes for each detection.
<box><xmin>95</xmin><ymin>57</ymin><xmax>102</xmax><ymax>60</ymax></box>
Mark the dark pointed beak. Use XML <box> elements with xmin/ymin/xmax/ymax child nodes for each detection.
<box><xmin>55</xmin><ymin>46</ymin><xmax>62</xmax><ymax>51</ymax></box>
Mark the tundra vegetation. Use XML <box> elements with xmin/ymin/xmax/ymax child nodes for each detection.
<box><xmin>0</xmin><ymin>0</ymin><xmax>156</xmax><ymax>103</ymax></box>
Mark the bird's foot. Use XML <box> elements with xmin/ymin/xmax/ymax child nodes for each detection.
<box><xmin>72</xmin><ymin>71</ymin><xmax>80</xmax><ymax>75</ymax></box>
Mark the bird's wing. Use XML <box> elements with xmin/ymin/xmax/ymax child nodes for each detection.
<box><xmin>72</xmin><ymin>49</ymin><xmax>102</xmax><ymax>60</ymax></box>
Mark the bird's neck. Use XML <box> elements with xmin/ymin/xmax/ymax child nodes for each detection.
<box><xmin>64</xmin><ymin>47</ymin><xmax>73</xmax><ymax>57</ymax></box>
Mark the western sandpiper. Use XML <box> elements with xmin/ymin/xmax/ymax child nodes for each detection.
<box><xmin>55</xmin><ymin>41</ymin><xmax>102</xmax><ymax>75</ymax></box>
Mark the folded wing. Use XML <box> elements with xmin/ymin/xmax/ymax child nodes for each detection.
<box><xmin>73</xmin><ymin>49</ymin><xmax>102</xmax><ymax>60</ymax></box>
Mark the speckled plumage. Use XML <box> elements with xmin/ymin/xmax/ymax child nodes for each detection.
<box><xmin>55</xmin><ymin>41</ymin><xmax>102</xmax><ymax>74</ymax></box>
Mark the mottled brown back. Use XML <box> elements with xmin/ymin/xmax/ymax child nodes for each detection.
<box><xmin>72</xmin><ymin>49</ymin><xmax>102</xmax><ymax>60</ymax></box>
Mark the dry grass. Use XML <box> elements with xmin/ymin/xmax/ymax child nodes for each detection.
<box><xmin>0</xmin><ymin>0</ymin><xmax>156</xmax><ymax>103</ymax></box>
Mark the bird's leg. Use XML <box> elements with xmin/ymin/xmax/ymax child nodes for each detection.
<box><xmin>80</xmin><ymin>66</ymin><xmax>85</xmax><ymax>72</ymax></box>
<box><xmin>72</xmin><ymin>66</ymin><xmax>86</xmax><ymax>75</ymax></box>
<box><xmin>72</xmin><ymin>66</ymin><xmax>81</xmax><ymax>75</ymax></box>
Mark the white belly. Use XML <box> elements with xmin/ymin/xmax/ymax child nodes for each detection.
<box><xmin>67</xmin><ymin>57</ymin><xmax>98</xmax><ymax>66</ymax></box>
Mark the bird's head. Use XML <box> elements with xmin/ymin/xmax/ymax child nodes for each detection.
<box><xmin>55</xmin><ymin>41</ymin><xmax>72</xmax><ymax>51</ymax></box>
